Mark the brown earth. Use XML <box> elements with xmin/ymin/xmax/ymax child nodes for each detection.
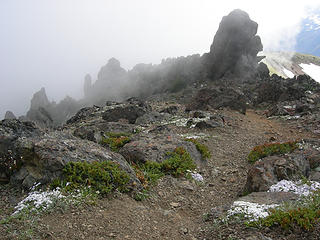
<box><xmin>0</xmin><ymin>109</ymin><xmax>318</xmax><ymax>240</ymax></box>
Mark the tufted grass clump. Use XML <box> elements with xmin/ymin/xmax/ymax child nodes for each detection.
<box><xmin>162</xmin><ymin>147</ymin><xmax>197</xmax><ymax>177</ymax></box>
<box><xmin>100</xmin><ymin>132</ymin><xmax>131</xmax><ymax>152</ymax></box>
<box><xmin>184</xmin><ymin>138</ymin><xmax>211</xmax><ymax>160</ymax></box>
<box><xmin>247</xmin><ymin>141</ymin><xmax>298</xmax><ymax>163</ymax></box>
<box><xmin>249</xmin><ymin>190</ymin><xmax>320</xmax><ymax>231</ymax></box>
<box><xmin>132</xmin><ymin>147</ymin><xmax>196</xmax><ymax>188</ymax></box>
<box><xmin>52</xmin><ymin>161</ymin><xmax>130</xmax><ymax>195</ymax></box>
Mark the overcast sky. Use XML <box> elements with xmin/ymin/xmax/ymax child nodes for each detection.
<box><xmin>0</xmin><ymin>0</ymin><xmax>319</xmax><ymax>119</ymax></box>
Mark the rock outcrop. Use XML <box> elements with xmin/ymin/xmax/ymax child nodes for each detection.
<box><xmin>0</xmin><ymin>119</ymin><xmax>139</xmax><ymax>189</ymax></box>
<box><xmin>203</xmin><ymin>9</ymin><xmax>263</xmax><ymax>80</ymax></box>
<box><xmin>186</xmin><ymin>87</ymin><xmax>247</xmax><ymax>114</ymax></box>
<box><xmin>4</xmin><ymin>111</ymin><xmax>16</xmax><ymax>120</ymax></box>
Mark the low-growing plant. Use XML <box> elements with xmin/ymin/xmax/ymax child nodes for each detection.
<box><xmin>54</xmin><ymin>161</ymin><xmax>130</xmax><ymax>195</ymax></box>
<box><xmin>248</xmin><ymin>190</ymin><xmax>320</xmax><ymax>231</ymax></box>
<box><xmin>185</xmin><ymin>138</ymin><xmax>211</xmax><ymax>159</ymax></box>
<box><xmin>132</xmin><ymin>147</ymin><xmax>196</xmax><ymax>191</ymax></box>
<box><xmin>247</xmin><ymin>141</ymin><xmax>298</xmax><ymax>163</ymax></box>
<box><xmin>162</xmin><ymin>147</ymin><xmax>197</xmax><ymax>177</ymax></box>
<box><xmin>100</xmin><ymin>132</ymin><xmax>131</xmax><ymax>152</ymax></box>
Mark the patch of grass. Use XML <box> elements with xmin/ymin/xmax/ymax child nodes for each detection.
<box><xmin>247</xmin><ymin>141</ymin><xmax>298</xmax><ymax>163</ymax></box>
<box><xmin>185</xmin><ymin>138</ymin><xmax>211</xmax><ymax>159</ymax></box>
<box><xmin>132</xmin><ymin>147</ymin><xmax>196</xmax><ymax>191</ymax></box>
<box><xmin>100</xmin><ymin>132</ymin><xmax>131</xmax><ymax>152</ymax></box>
<box><xmin>249</xmin><ymin>190</ymin><xmax>320</xmax><ymax>231</ymax></box>
<box><xmin>52</xmin><ymin>161</ymin><xmax>130</xmax><ymax>195</ymax></box>
<box><xmin>162</xmin><ymin>147</ymin><xmax>197</xmax><ymax>177</ymax></box>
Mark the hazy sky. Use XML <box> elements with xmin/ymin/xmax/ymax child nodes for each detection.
<box><xmin>1</xmin><ymin>0</ymin><xmax>319</xmax><ymax>119</ymax></box>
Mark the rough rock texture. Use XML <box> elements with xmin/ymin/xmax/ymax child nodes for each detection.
<box><xmin>29</xmin><ymin>87</ymin><xmax>51</xmax><ymax>110</ymax></box>
<box><xmin>186</xmin><ymin>87</ymin><xmax>247</xmax><ymax>114</ymax></box>
<box><xmin>26</xmin><ymin>107</ymin><xmax>54</xmax><ymax>128</ymax></box>
<box><xmin>119</xmin><ymin>133</ymin><xmax>205</xmax><ymax>168</ymax></box>
<box><xmin>0</xmin><ymin>119</ymin><xmax>139</xmax><ymax>189</ymax></box>
<box><xmin>204</xmin><ymin>9</ymin><xmax>263</xmax><ymax>80</ymax></box>
<box><xmin>244</xmin><ymin>150</ymin><xmax>310</xmax><ymax>193</ymax></box>
<box><xmin>102</xmin><ymin>98</ymin><xmax>151</xmax><ymax>124</ymax></box>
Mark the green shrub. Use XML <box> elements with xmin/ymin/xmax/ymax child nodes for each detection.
<box><xmin>55</xmin><ymin>161</ymin><xmax>130</xmax><ymax>195</ymax></box>
<box><xmin>247</xmin><ymin>141</ymin><xmax>298</xmax><ymax>163</ymax></box>
<box><xmin>132</xmin><ymin>147</ymin><xmax>196</xmax><ymax>188</ymax></box>
<box><xmin>249</xmin><ymin>190</ymin><xmax>320</xmax><ymax>231</ymax></box>
<box><xmin>100</xmin><ymin>132</ymin><xmax>131</xmax><ymax>152</ymax></box>
<box><xmin>162</xmin><ymin>147</ymin><xmax>196</xmax><ymax>177</ymax></box>
<box><xmin>185</xmin><ymin>138</ymin><xmax>211</xmax><ymax>159</ymax></box>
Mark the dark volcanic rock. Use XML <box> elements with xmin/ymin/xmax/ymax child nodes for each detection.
<box><xmin>160</xmin><ymin>106</ymin><xmax>179</xmax><ymax>115</ymax></box>
<box><xmin>195</xmin><ymin>120</ymin><xmax>222</xmax><ymax>129</ymax></box>
<box><xmin>119</xmin><ymin>133</ymin><xmax>205</xmax><ymax>167</ymax></box>
<box><xmin>186</xmin><ymin>87</ymin><xmax>247</xmax><ymax>114</ymax></box>
<box><xmin>66</xmin><ymin>106</ymin><xmax>101</xmax><ymax>125</ymax></box>
<box><xmin>244</xmin><ymin>150</ymin><xmax>310</xmax><ymax>193</ymax></box>
<box><xmin>0</xmin><ymin>119</ymin><xmax>140</xmax><ymax>189</ymax></box>
<box><xmin>102</xmin><ymin>98</ymin><xmax>151</xmax><ymax>124</ymax></box>
<box><xmin>204</xmin><ymin>9</ymin><xmax>263</xmax><ymax>80</ymax></box>
<box><xmin>135</xmin><ymin>112</ymin><xmax>171</xmax><ymax>125</ymax></box>
<box><xmin>4</xmin><ymin>111</ymin><xmax>16</xmax><ymax>120</ymax></box>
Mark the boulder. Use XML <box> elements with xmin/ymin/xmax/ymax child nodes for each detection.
<box><xmin>0</xmin><ymin>119</ymin><xmax>139</xmax><ymax>189</ymax></box>
<box><xmin>102</xmin><ymin>98</ymin><xmax>151</xmax><ymax>124</ymax></box>
<box><xmin>66</xmin><ymin>106</ymin><xmax>101</xmax><ymax>125</ymax></box>
<box><xmin>244</xmin><ymin>150</ymin><xmax>310</xmax><ymax>193</ymax></box>
<box><xmin>203</xmin><ymin>9</ymin><xmax>263</xmax><ymax>80</ymax></box>
<box><xmin>119</xmin><ymin>133</ymin><xmax>204</xmax><ymax>167</ymax></box>
<box><xmin>186</xmin><ymin>87</ymin><xmax>247</xmax><ymax>114</ymax></box>
<box><xmin>160</xmin><ymin>106</ymin><xmax>179</xmax><ymax>115</ymax></box>
<box><xmin>195</xmin><ymin>120</ymin><xmax>222</xmax><ymax>129</ymax></box>
<box><xmin>135</xmin><ymin>112</ymin><xmax>171</xmax><ymax>125</ymax></box>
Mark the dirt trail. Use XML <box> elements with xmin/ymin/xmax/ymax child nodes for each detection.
<box><xmin>0</xmin><ymin>110</ymin><xmax>315</xmax><ymax>240</ymax></box>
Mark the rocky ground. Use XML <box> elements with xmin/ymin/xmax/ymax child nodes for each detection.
<box><xmin>0</xmin><ymin>102</ymin><xmax>318</xmax><ymax>240</ymax></box>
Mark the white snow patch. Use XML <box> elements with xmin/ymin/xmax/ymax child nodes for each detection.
<box><xmin>283</xmin><ymin>68</ymin><xmax>295</xmax><ymax>78</ymax></box>
<box><xmin>300</xmin><ymin>63</ymin><xmax>320</xmax><ymax>83</ymax></box>
<box><xmin>13</xmin><ymin>188</ymin><xmax>65</xmax><ymax>215</ymax></box>
<box><xmin>268</xmin><ymin>179</ymin><xmax>320</xmax><ymax>196</ymax></box>
<box><xmin>178</xmin><ymin>133</ymin><xmax>210</xmax><ymax>139</ymax></box>
<box><xmin>227</xmin><ymin>201</ymin><xmax>278</xmax><ymax>221</ymax></box>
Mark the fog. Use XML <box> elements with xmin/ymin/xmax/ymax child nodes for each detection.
<box><xmin>0</xmin><ymin>0</ymin><xmax>319</xmax><ymax>119</ymax></box>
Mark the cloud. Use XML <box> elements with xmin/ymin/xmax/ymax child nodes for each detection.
<box><xmin>0</xmin><ymin>0</ymin><xmax>319</xmax><ymax>119</ymax></box>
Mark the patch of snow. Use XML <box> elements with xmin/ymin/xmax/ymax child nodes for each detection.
<box><xmin>13</xmin><ymin>188</ymin><xmax>65</xmax><ymax>215</ymax></box>
<box><xmin>178</xmin><ymin>133</ymin><xmax>210</xmax><ymax>139</ymax></box>
<box><xmin>300</xmin><ymin>63</ymin><xmax>320</xmax><ymax>83</ymax></box>
<box><xmin>268</xmin><ymin>179</ymin><xmax>320</xmax><ymax>196</ymax></box>
<box><xmin>283</xmin><ymin>68</ymin><xmax>295</xmax><ymax>78</ymax></box>
<box><xmin>227</xmin><ymin>201</ymin><xmax>278</xmax><ymax>221</ymax></box>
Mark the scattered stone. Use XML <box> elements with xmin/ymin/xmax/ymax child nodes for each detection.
<box><xmin>170</xmin><ymin>202</ymin><xmax>181</xmax><ymax>208</ymax></box>
<box><xmin>160</xmin><ymin>105</ymin><xmax>178</xmax><ymax>115</ymax></box>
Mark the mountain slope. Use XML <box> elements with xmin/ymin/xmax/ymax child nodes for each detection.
<box><xmin>260</xmin><ymin>51</ymin><xmax>320</xmax><ymax>81</ymax></box>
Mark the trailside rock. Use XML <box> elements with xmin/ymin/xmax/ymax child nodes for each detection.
<box><xmin>0</xmin><ymin>119</ymin><xmax>140</xmax><ymax>189</ymax></box>
<box><xmin>10</xmin><ymin>133</ymin><xmax>139</xmax><ymax>189</ymax></box>
<box><xmin>4</xmin><ymin>111</ymin><xmax>16</xmax><ymax>120</ymax></box>
<box><xmin>203</xmin><ymin>9</ymin><xmax>263</xmax><ymax>80</ymax></box>
<box><xmin>0</xmin><ymin>120</ymin><xmax>43</xmax><ymax>182</ymax></box>
<box><xmin>186</xmin><ymin>87</ymin><xmax>247</xmax><ymax>114</ymax></box>
<box><xmin>102</xmin><ymin>98</ymin><xmax>151</xmax><ymax>124</ymax></box>
<box><xmin>119</xmin><ymin>133</ymin><xmax>204</xmax><ymax>167</ymax></box>
<box><xmin>243</xmin><ymin>150</ymin><xmax>310</xmax><ymax>193</ymax></box>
